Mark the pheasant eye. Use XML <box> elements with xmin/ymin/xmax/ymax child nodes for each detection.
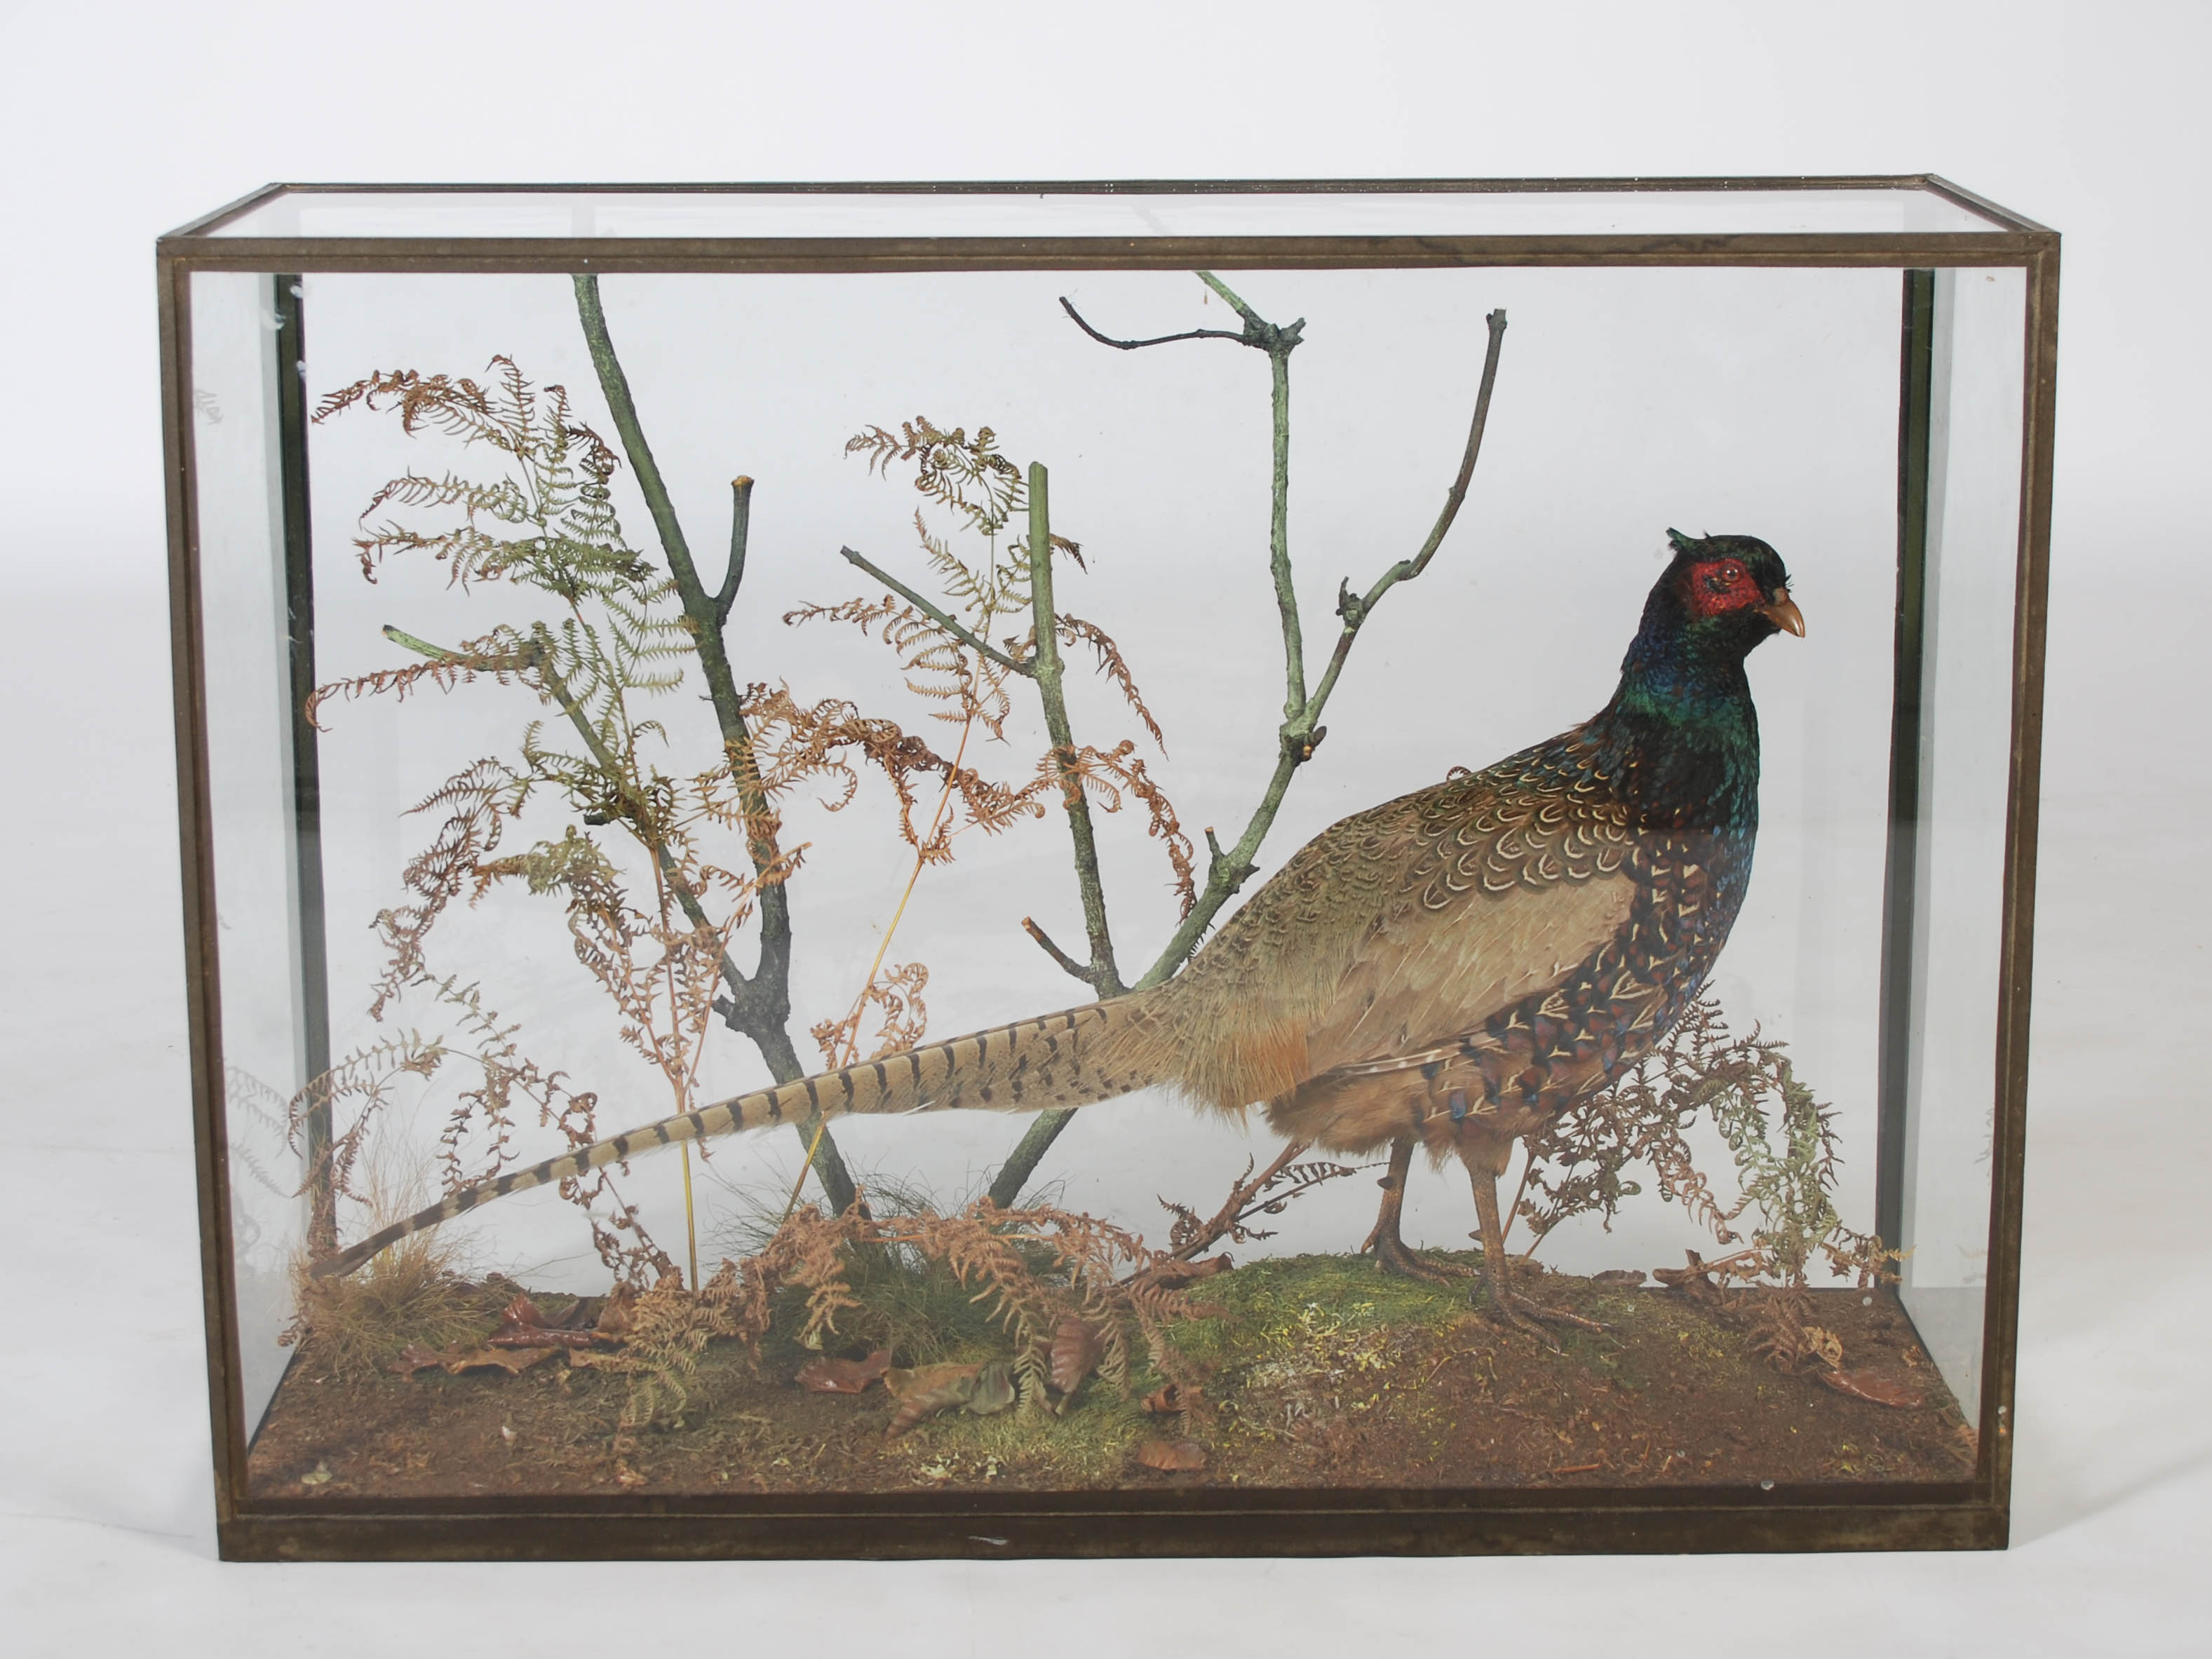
<box><xmin>1702</xmin><ymin>562</ymin><xmax>1744</xmax><ymax>595</ymax></box>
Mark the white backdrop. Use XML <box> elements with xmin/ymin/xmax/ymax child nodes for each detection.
<box><xmin>280</xmin><ymin>262</ymin><xmax>1899</xmax><ymax>1294</ymax></box>
<box><xmin>3</xmin><ymin>3</ymin><xmax>2207</xmax><ymax>1655</ymax></box>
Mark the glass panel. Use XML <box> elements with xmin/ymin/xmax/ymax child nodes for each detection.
<box><xmin>1896</xmin><ymin>266</ymin><xmax>2026</xmax><ymax>1426</ymax></box>
<box><xmin>206</xmin><ymin>185</ymin><xmax>2006</xmax><ymax>241</ymax></box>
<box><xmin>189</xmin><ymin>271</ymin><xmax>313</xmax><ymax>1428</ymax></box>
<box><xmin>207</xmin><ymin>257</ymin><xmax>2016</xmax><ymax>1496</ymax></box>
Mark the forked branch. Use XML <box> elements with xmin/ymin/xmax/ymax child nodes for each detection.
<box><xmin>573</xmin><ymin>274</ymin><xmax>856</xmax><ymax>1212</ymax></box>
<box><xmin>989</xmin><ymin>282</ymin><xmax>1509</xmax><ymax>1207</ymax></box>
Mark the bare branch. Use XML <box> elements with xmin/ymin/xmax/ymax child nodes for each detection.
<box><xmin>1310</xmin><ymin>307</ymin><xmax>1509</xmax><ymax>707</ymax></box>
<box><xmin>1020</xmin><ymin>917</ymin><xmax>1093</xmax><ymax>986</ymax></box>
<box><xmin>997</xmin><ymin>290</ymin><xmax>1506</xmax><ymax>1206</ymax></box>
<box><xmin>1023</xmin><ymin>463</ymin><xmax>1124</xmax><ymax>1000</ymax></box>
<box><xmin>552</xmin><ymin>275</ymin><xmax>858</xmax><ymax>1206</ymax></box>
<box><xmin>714</xmin><ymin>476</ymin><xmax>753</xmax><ymax>626</ymax></box>
<box><xmin>1061</xmin><ymin>275</ymin><xmax>1308</xmax><ymax>714</ymax></box>
<box><xmin>1131</xmin><ymin>309</ymin><xmax>1508</xmax><ymax>984</ymax></box>
<box><xmin>836</xmin><ymin>545</ymin><xmax>1029</xmax><ymax>675</ymax></box>
<box><xmin>1057</xmin><ymin>294</ymin><xmax>1248</xmax><ymax>352</ymax></box>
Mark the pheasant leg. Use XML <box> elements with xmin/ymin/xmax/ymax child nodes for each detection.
<box><xmin>1363</xmin><ymin>1138</ymin><xmax>1474</xmax><ymax>1282</ymax></box>
<box><xmin>1469</xmin><ymin>1160</ymin><xmax>1608</xmax><ymax>1346</ymax></box>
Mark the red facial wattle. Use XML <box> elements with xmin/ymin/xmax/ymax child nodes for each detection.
<box><xmin>1684</xmin><ymin>559</ymin><xmax>1764</xmax><ymax>618</ymax></box>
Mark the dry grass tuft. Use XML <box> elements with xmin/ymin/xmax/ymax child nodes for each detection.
<box><xmin>288</xmin><ymin>1156</ymin><xmax>483</xmax><ymax>1379</ymax></box>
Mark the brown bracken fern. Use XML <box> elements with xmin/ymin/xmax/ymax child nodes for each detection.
<box><xmin>1516</xmin><ymin>992</ymin><xmax>1896</xmax><ymax>1292</ymax></box>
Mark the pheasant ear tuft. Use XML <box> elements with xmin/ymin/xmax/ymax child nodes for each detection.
<box><xmin>1665</xmin><ymin>528</ymin><xmax>1701</xmax><ymax>555</ymax></box>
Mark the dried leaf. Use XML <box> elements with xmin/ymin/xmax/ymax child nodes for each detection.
<box><xmin>499</xmin><ymin>1292</ymin><xmax>548</xmax><ymax>1331</ymax></box>
<box><xmin>1800</xmin><ymin>1325</ymin><xmax>1847</xmax><ymax>1372</ymax></box>
<box><xmin>1049</xmin><ymin>1319</ymin><xmax>1105</xmax><ymax>1394</ymax></box>
<box><xmin>884</xmin><ymin>1360</ymin><xmax>982</xmax><ymax>1400</ymax></box>
<box><xmin>594</xmin><ymin>1283</ymin><xmax>636</xmax><ymax>1338</ymax></box>
<box><xmin>1135</xmin><ymin>1437</ymin><xmax>1208</xmax><ymax>1472</ymax></box>
<box><xmin>966</xmin><ymin>1360</ymin><xmax>1016</xmax><ymax>1416</ymax></box>
<box><xmin>545</xmin><ymin>1296</ymin><xmax>597</xmax><ymax>1330</ymax></box>
<box><xmin>487</xmin><ymin>1291</ymin><xmax>621</xmax><ymax>1348</ymax></box>
<box><xmin>389</xmin><ymin>1342</ymin><xmax>446</xmax><ymax>1378</ymax></box>
<box><xmin>1652</xmin><ymin>1251</ymin><xmax>1725</xmax><ymax>1307</ymax></box>
<box><xmin>1145</xmin><ymin>1254</ymin><xmax>1234</xmax><ymax>1289</ymax></box>
<box><xmin>440</xmin><ymin>1344</ymin><xmax>557</xmax><ymax>1376</ymax></box>
<box><xmin>795</xmin><ymin>1348</ymin><xmax>893</xmax><ymax>1395</ymax></box>
<box><xmin>393</xmin><ymin>1336</ymin><xmax>558</xmax><ymax>1377</ymax></box>
<box><xmin>1140</xmin><ymin>1383</ymin><xmax>1185</xmax><ymax>1416</ymax></box>
<box><xmin>1591</xmin><ymin>1269</ymin><xmax>1645</xmax><ymax>1288</ymax></box>
<box><xmin>1816</xmin><ymin>1369</ymin><xmax>1926</xmax><ymax>1409</ymax></box>
<box><xmin>885</xmin><ymin>1361</ymin><xmax>983</xmax><ymax>1435</ymax></box>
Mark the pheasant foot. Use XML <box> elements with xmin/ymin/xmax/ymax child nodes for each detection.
<box><xmin>1503</xmin><ymin>1289</ymin><xmax>1610</xmax><ymax>1334</ymax></box>
<box><xmin>1481</xmin><ymin>1290</ymin><xmax>1565</xmax><ymax>1351</ymax></box>
<box><xmin>1364</xmin><ymin>1138</ymin><xmax>1478</xmax><ymax>1282</ymax></box>
<box><xmin>1466</xmin><ymin>1156</ymin><xmax>1607</xmax><ymax>1349</ymax></box>
<box><xmin>1372</xmin><ymin>1233</ymin><xmax>1476</xmax><ymax>1283</ymax></box>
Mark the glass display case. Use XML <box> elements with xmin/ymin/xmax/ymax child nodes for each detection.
<box><xmin>159</xmin><ymin>177</ymin><xmax>2055</xmax><ymax>1559</ymax></box>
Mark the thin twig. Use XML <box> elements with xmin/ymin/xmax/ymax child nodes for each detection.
<box><xmin>1166</xmin><ymin>1139</ymin><xmax>1308</xmax><ymax>1261</ymax></box>
<box><xmin>1020</xmin><ymin>917</ymin><xmax>1092</xmax><ymax>985</ymax></box>
<box><xmin>1056</xmin><ymin>296</ymin><xmax>1248</xmax><ymax>352</ymax></box>
<box><xmin>1309</xmin><ymin>308</ymin><xmax>1509</xmax><ymax>712</ymax></box>
<box><xmin>837</xmin><ymin>545</ymin><xmax>1030</xmax><ymax>674</ymax></box>
<box><xmin>715</xmin><ymin>476</ymin><xmax>753</xmax><ymax>626</ymax></box>
<box><xmin>1063</xmin><ymin>277</ymin><xmax>1307</xmax><ymax>715</ymax></box>
<box><xmin>996</xmin><ymin>281</ymin><xmax>1501</xmax><ymax>1203</ymax></box>
<box><xmin>1136</xmin><ymin>306</ymin><xmax>1509</xmax><ymax>984</ymax></box>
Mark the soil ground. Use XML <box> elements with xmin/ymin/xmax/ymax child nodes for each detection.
<box><xmin>250</xmin><ymin>1253</ymin><xmax>1977</xmax><ymax>1499</ymax></box>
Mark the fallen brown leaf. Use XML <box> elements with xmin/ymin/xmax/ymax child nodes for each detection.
<box><xmin>884</xmin><ymin>1362</ymin><xmax>983</xmax><ymax>1436</ymax></box>
<box><xmin>1140</xmin><ymin>1383</ymin><xmax>1184</xmax><ymax>1416</ymax></box>
<box><xmin>1049</xmin><ymin>1319</ymin><xmax>1105</xmax><ymax>1394</ymax></box>
<box><xmin>389</xmin><ymin>1343</ymin><xmax>446</xmax><ymax>1378</ymax></box>
<box><xmin>441</xmin><ymin>1344</ymin><xmax>557</xmax><ymax>1376</ymax></box>
<box><xmin>1816</xmin><ymin>1369</ymin><xmax>1926</xmax><ymax>1409</ymax></box>
<box><xmin>795</xmin><ymin>1348</ymin><xmax>893</xmax><ymax>1394</ymax></box>
<box><xmin>1136</xmin><ymin>1254</ymin><xmax>1234</xmax><ymax>1290</ymax></box>
<box><xmin>966</xmin><ymin>1361</ymin><xmax>1016</xmax><ymax>1416</ymax></box>
<box><xmin>594</xmin><ymin>1283</ymin><xmax>636</xmax><ymax>1339</ymax></box>
<box><xmin>1135</xmin><ymin>1437</ymin><xmax>1208</xmax><ymax>1472</ymax></box>
<box><xmin>483</xmin><ymin>1293</ymin><xmax>598</xmax><ymax>1349</ymax></box>
<box><xmin>1591</xmin><ymin>1269</ymin><xmax>1645</xmax><ymax>1288</ymax></box>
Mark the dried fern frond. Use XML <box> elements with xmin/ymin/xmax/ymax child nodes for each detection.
<box><xmin>1029</xmin><ymin>740</ymin><xmax>1196</xmax><ymax>916</ymax></box>
<box><xmin>1056</xmin><ymin>613</ymin><xmax>1166</xmax><ymax>752</ymax></box>
<box><xmin>811</xmin><ymin>961</ymin><xmax>931</xmax><ymax>1068</ymax></box>
<box><xmin>845</xmin><ymin>417</ymin><xmax>1024</xmax><ymax>536</ymax></box>
<box><xmin>318</xmin><ymin>359</ymin><xmax>639</xmax><ymax>600</ymax></box>
<box><xmin>717</xmin><ymin>1197</ymin><xmax>1216</xmax><ymax>1417</ymax></box>
<box><xmin>785</xmin><ymin>589</ymin><xmax>1023</xmax><ymax>737</ymax></box>
<box><xmin>745</xmin><ymin>684</ymin><xmax>1048</xmax><ymax>858</ymax></box>
<box><xmin>1519</xmin><ymin>993</ymin><xmax>1887</xmax><ymax>1291</ymax></box>
<box><xmin>1157</xmin><ymin>1142</ymin><xmax>1360</xmax><ymax>1258</ymax></box>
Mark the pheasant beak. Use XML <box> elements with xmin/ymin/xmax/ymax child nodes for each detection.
<box><xmin>1760</xmin><ymin>588</ymin><xmax>1807</xmax><ymax>637</ymax></box>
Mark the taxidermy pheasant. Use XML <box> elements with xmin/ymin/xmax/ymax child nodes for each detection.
<box><xmin>316</xmin><ymin>531</ymin><xmax>1803</xmax><ymax>1336</ymax></box>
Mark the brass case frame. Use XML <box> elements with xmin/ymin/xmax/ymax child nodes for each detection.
<box><xmin>158</xmin><ymin>176</ymin><xmax>2056</xmax><ymax>1560</ymax></box>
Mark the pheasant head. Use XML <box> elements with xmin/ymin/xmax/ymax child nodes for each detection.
<box><xmin>1597</xmin><ymin>530</ymin><xmax>1805</xmax><ymax>832</ymax></box>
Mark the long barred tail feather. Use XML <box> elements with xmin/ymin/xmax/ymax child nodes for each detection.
<box><xmin>309</xmin><ymin>990</ymin><xmax>1175</xmax><ymax>1280</ymax></box>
